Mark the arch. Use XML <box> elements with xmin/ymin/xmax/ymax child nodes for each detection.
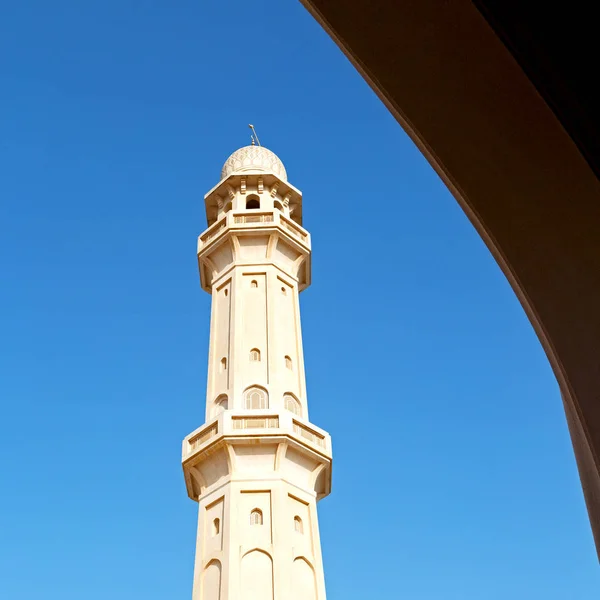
<box><xmin>203</xmin><ymin>559</ymin><xmax>222</xmax><ymax>600</ymax></box>
<box><xmin>212</xmin><ymin>394</ymin><xmax>228</xmax><ymax>417</ymax></box>
<box><xmin>292</xmin><ymin>557</ymin><xmax>316</xmax><ymax>600</ymax></box>
<box><xmin>250</xmin><ymin>348</ymin><xmax>261</xmax><ymax>362</ymax></box>
<box><xmin>251</xmin><ymin>279</ymin><xmax>258</xmax><ymax>289</ymax></box>
<box><xmin>241</xmin><ymin>550</ymin><xmax>273</xmax><ymax>600</ymax></box>
<box><xmin>284</xmin><ymin>393</ymin><xmax>302</xmax><ymax>416</ymax></box>
<box><xmin>244</xmin><ymin>385</ymin><xmax>269</xmax><ymax>410</ymax></box>
<box><xmin>246</xmin><ymin>194</ymin><xmax>260</xmax><ymax>210</ymax></box>
<box><xmin>220</xmin><ymin>357</ymin><xmax>227</xmax><ymax>372</ymax></box>
<box><xmin>213</xmin><ymin>518</ymin><xmax>220</xmax><ymax>536</ymax></box>
<box><xmin>250</xmin><ymin>508</ymin><xmax>263</xmax><ymax>526</ymax></box>
<box><xmin>294</xmin><ymin>515</ymin><xmax>303</xmax><ymax>534</ymax></box>
<box><xmin>274</xmin><ymin>199</ymin><xmax>284</xmax><ymax>211</ymax></box>
<box><xmin>285</xmin><ymin>355</ymin><xmax>293</xmax><ymax>370</ymax></box>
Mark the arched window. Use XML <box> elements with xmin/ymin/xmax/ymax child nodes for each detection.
<box><xmin>250</xmin><ymin>509</ymin><xmax>263</xmax><ymax>526</ymax></box>
<box><xmin>281</xmin><ymin>286</ymin><xmax>287</xmax><ymax>296</ymax></box>
<box><xmin>244</xmin><ymin>386</ymin><xmax>268</xmax><ymax>409</ymax></box>
<box><xmin>285</xmin><ymin>355</ymin><xmax>293</xmax><ymax>370</ymax></box>
<box><xmin>250</xmin><ymin>348</ymin><xmax>261</xmax><ymax>362</ymax></box>
<box><xmin>220</xmin><ymin>357</ymin><xmax>227</xmax><ymax>372</ymax></box>
<box><xmin>274</xmin><ymin>199</ymin><xmax>284</xmax><ymax>212</ymax></box>
<box><xmin>246</xmin><ymin>195</ymin><xmax>260</xmax><ymax>210</ymax></box>
<box><xmin>294</xmin><ymin>516</ymin><xmax>303</xmax><ymax>534</ymax></box>
<box><xmin>213</xmin><ymin>395</ymin><xmax>228</xmax><ymax>417</ymax></box>
<box><xmin>284</xmin><ymin>393</ymin><xmax>302</xmax><ymax>416</ymax></box>
<box><xmin>213</xmin><ymin>518</ymin><xmax>220</xmax><ymax>536</ymax></box>
<box><xmin>251</xmin><ymin>279</ymin><xmax>258</xmax><ymax>289</ymax></box>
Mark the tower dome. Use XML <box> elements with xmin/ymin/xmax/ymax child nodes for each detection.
<box><xmin>220</xmin><ymin>145</ymin><xmax>287</xmax><ymax>181</ymax></box>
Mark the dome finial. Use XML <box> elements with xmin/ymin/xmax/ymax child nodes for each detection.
<box><xmin>248</xmin><ymin>124</ymin><xmax>261</xmax><ymax>147</ymax></box>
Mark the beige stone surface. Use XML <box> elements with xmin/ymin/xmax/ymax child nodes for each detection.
<box><xmin>182</xmin><ymin>146</ymin><xmax>331</xmax><ymax>599</ymax></box>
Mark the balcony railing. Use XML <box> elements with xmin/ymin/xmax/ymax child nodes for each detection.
<box><xmin>188</xmin><ymin>422</ymin><xmax>218</xmax><ymax>451</ymax></box>
<box><xmin>233</xmin><ymin>213</ymin><xmax>274</xmax><ymax>224</ymax></box>
<box><xmin>182</xmin><ymin>410</ymin><xmax>330</xmax><ymax>460</ymax></box>
<box><xmin>232</xmin><ymin>416</ymin><xmax>279</xmax><ymax>429</ymax></box>
<box><xmin>199</xmin><ymin>219</ymin><xmax>226</xmax><ymax>244</ymax></box>
<box><xmin>280</xmin><ymin>214</ymin><xmax>308</xmax><ymax>242</ymax></box>
<box><xmin>198</xmin><ymin>211</ymin><xmax>310</xmax><ymax>250</ymax></box>
<box><xmin>293</xmin><ymin>420</ymin><xmax>326</xmax><ymax>448</ymax></box>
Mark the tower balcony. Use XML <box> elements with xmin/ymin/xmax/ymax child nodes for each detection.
<box><xmin>197</xmin><ymin>210</ymin><xmax>311</xmax><ymax>254</ymax></box>
<box><xmin>197</xmin><ymin>209</ymin><xmax>312</xmax><ymax>292</ymax></box>
<box><xmin>181</xmin><ymin>410</ymin><xmax>332</xmax><ymax>501</ymax></box>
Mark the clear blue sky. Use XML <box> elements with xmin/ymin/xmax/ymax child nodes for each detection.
<box><xmin>1</xmin><ymin>1</ymin><xmax>598</xmax><ymax>598</ymax></box>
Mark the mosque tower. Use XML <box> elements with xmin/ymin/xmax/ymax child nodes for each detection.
<box><xmin>181</xmin><ymin>141</ymin><xmax>332</xmax><ymax>600</ymax></box>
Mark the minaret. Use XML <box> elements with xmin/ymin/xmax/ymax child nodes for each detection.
<box><xmin>182</xmin><ymin>143</ymin><xmax>332</xmax><ymax>600</ymax></box>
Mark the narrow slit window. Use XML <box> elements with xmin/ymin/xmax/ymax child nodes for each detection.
<box><xmin>251</xmin><ymin>280</ymin><xmax>258</xmax><ymax>289</ymax></box>
<box><xmin>213</xmin><ymin>518</ymin><xmax>220</xmax><ymax>536</ymax></box>
<box><xmin>294</xmin><ymin>515</ymin><xmax>303</xmax><ymax>534</ymax></box>
<box><xmin>285</xmin><ymin>355</ymin><xmax>293</xmax><ymax>370</ymax></box>
<box><xmin>250</xmin><ymin>348</ymin><xmax>261</xmax><ymax>362</ymax></box>
<box><xmin>220</xmin><ymin>357</ymin><xmax>227</xmax><ymax>372</ymax></box>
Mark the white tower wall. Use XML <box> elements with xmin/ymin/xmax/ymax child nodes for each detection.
<box><xmin>182</xmin><ymin>145</ymin><xmax>332</xmax><ymax>600</ymax></box>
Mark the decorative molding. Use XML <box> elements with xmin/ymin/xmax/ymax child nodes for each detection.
<box><xmin>266</xmin><ymin>234</ymin><xmax>278</xmax><ymax>259</ymax></box>
<box><xmin>203</xmin><ymin>256</ymin><xmax>218</xmax><ymax>278</ymax></box>
<box><xmin>270</xmin><ymin>182</ymin><xmax>279</xmax><ymax>198</ymax></box>
<box><xmin>283</xmin><ymin>193</ymin><xmax>291</xmax><ymax>207</ymax></box>
<box><xmin>216</xmin><ymin>195</ymin><xmax>224</xmax><ymax>210</ymax></box>
<box><xmin>275</xmin><ymin>442</ymin><xmax>288</xmax><ymax>471</ymax></box>
<box><xmin>189</xmin><ymin>466</ymin><xmax>207</xmax><ymax>492</ymax></box>
<box><xmin>258</xmin><ymin>177</ymin><xmax>264</xmax><ymax>194</ymax></box>
<box><xmin>226</xmin><ymin>185</ymin><xmax>235</xmax><ymax>200</ymax></box>
<box><xmin>241</xmin><ymin>177</ymin><xmax>246</xmax><ymax>194</ymax></box>
<box><xmin>231</xmin><ymin>235</ymin><xmax>241</xmax><ymax>260</ymax></box>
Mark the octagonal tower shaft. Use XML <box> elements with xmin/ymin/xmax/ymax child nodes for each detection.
<box><xmin>182</xmin><ymin>147</ymin><xmax>332</xmax><ymax>600</ymax></box>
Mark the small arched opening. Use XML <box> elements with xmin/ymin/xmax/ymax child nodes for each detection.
<box><xmin>213</xmin><ymin>395</ymin><xmax>228</xmax><ymax>417</ymax></box>
<box><xmin>284</xmin><ymin>393</ymin><xmax>302</xmax><ymax>416</ymax></box>
<box><xmin>250</xmin><ymin>508</ymin><xmax>263</xmax><ymax>526</ymax></box>
<box><xmin>294</xmin><ymin>515</ymin><xmax>303</xmax><ymax>534</ymax></box>
<box><xmin>244</xmin><ymin>386</ymin><xmax>269</xmax><ymax>409</ymax></box>
<box><xmin>246</xmin><ymin>195</ymin><xmax>260</xmax><ymax>210</ymax></box>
